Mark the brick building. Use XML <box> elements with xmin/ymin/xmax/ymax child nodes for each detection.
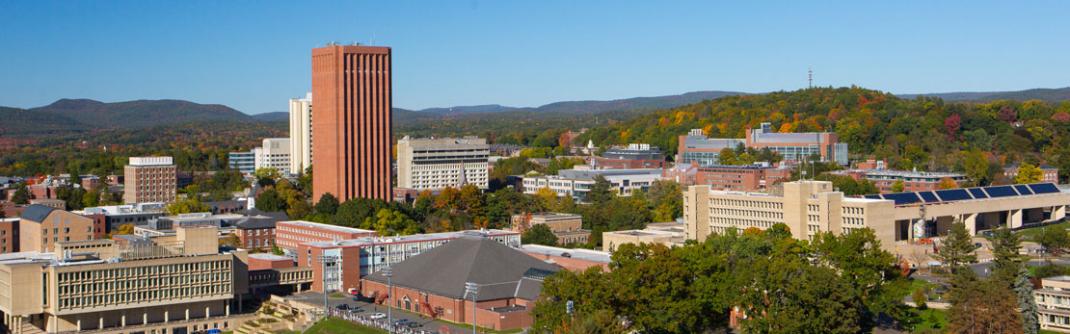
<box><xmin>235</xmin><ymin>216</ymin><xmax>278</xmax><ymax>250</ymax></box>
<box><xmin>123</xmin><ymin>156</ymin><xmax>177</xmax><ymax>204</ymax></box>
<box><xmin>273</xmin><ymin>220</ymin><xmax>376</xmax><ymax>254</ymax></box>
<box><xmin>510</xmin><ymin>213</ymin><xmax>591</xmax><ymax>245</ymax></box>
<box><xmin>19</xmin><ymin>205</ymin><xmax>102</xmax><ymax>252</ymax></box>
<box><xmin>311</xmin><ymin>44</ymin><xmax>393</xmax><ymax>202</ymax></box>
<box><xmin>361</xmin><ymin>237</ymin><xmax>560</xmax><ymax>331</ymax></box>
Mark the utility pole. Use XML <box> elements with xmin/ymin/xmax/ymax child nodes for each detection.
<box><xmin>465</xmin><ymin>282</ymin><xmax>480</xmax><ymax>334</ymax></box>
<box><xmin>384</xmin><ymin>267</ymin><xmax>393</xmax><ymax>333</ymax></box>
<box><xmin>319</xmin><ymin>255</ymin><xmax>338</xmax><ymax>319</ymax></box>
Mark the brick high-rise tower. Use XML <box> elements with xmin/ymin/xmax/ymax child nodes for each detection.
<box><xmin>311</xmin><ymin>44</ymin><xmax>392</xmax><ymax>202</ymax></box>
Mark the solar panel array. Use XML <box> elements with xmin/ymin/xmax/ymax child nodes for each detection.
<box><xmin>862</xmin><ymin>183</ymin><xmax>1061</xmax><ymax>206</ymax></box>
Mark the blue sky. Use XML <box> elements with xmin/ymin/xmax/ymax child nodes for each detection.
<box><xmin>1</xmin><ymin>1</ymin><xmax>1068</xmax><ymax>114</ymax></box>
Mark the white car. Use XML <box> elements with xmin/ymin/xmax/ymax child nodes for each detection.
<box><xmin>369</xmin><ymin>313</ymin><xmax>387</xmax><ymax>320</ymax></box>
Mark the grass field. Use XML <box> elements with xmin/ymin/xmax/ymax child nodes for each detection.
<box><xmin>1016</xmin><ymin>221</ymin><xmax>1069</xmax><ymax>241</ymax></box>
<box><xmin>302</xmin><ymin>318</ymin><xmax>386</xmax><ymax>334</ymax></box>
<box><xmin>911</xmin><ymin>308</ymin><xmax>948</xmax><ymax>333</ymax></box>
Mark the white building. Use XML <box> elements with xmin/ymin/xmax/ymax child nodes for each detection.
<box><xmin>396</xmin><ymin>136</ymin><xmax>490</xmax><ymax>190</ymax></box>
<box><xmin>289</xmin><ymin>92</ymin><xmax>312</xmax><ymax>175</ymax></box>
<box><xmin>253</xmin><ymin>138</ymin><xmax>291</xmax><ymax>174</ymax></box>
<box><xmin>1036</xmin><ymin>275</ymin><xmax>1070</xmax><ymax>332</ymax></box>
<box><xmin>228</xmin><ymin>151</ymin><xmax>255</xmax><ymax>174</ymax></box>
<box><xmin>522</xmin><ymin>168</ymin><xmax>665</xmax><ymax>202</ymax></box>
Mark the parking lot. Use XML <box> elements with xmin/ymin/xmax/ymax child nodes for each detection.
<box><xmin>288</xmin><ymin>292</ymin><xmax>474</xmax><ymax>334</ymax></box>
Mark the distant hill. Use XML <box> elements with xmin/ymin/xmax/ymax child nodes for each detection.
<box><xmin>900</xmin><ymin>87</ymin><xmax>1070</xmax><ymax>103</ymax></box>
<box><xmin>251</xmin><ymin>111</ymin><xmax>289</xmax><ymax>122</ymax></box>
<box><xmin>0</xmin><ymin>98</ymin><xmax>258</xmax><ymax>136</ymax></box>
<box><xmin>406</xmin><ymin>90</ymin><xmax>744</xmax><ymax>116</ymax></box>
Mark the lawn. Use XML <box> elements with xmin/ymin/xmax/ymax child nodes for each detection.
<box><xmin>1016</xmin><ymin>221</ymin><xmax>1069</xmax><ymax>241</ymax></box>
<box><xmin>911</xmin><ymin>308</ymin><xmax>948</xmax><ymax>333</ymax></box>
<box><xmin>302</xmin><ymin>318</ymin><xmax>386</xmax><ymax>334</ymax></box>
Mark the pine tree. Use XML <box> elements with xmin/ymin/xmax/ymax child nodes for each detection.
<box><xmin>935</xmin><ymin>222</ymin><xmax>978</xmax><ymax>272</ymax></box>
<box><xmin>1016</xmin><ymin>266</ymin><xmax>1039</xmax><ymax>334</ymax></box>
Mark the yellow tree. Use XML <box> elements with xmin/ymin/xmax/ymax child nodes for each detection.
<box><xmin>536</xmin><ymin>187</ymin><xmax>558</xmax><ymax>211</ymax></box>
<box><xmin>1014</xmin><ymin>163</ymin><xmax>1044</xmax><ymax>184</ymax></box>
<box><xmin>937</xmin><ymin>177</ymin><xmax>959</xmax><ymax>190</ymax></box>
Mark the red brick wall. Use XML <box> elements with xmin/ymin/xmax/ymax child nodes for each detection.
<box><xmin>312</xmin><ymin>45</ymin><xmax>393</xmax><ymax>203</ymax></box>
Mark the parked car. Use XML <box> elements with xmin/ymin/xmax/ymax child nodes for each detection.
<box><xmin>369</xmin><ymin>313</ymin><xmax>387</xmax><ymax>319</ymax></box>
<box><xmin>335</xmin><ymin>304</ymin><xmax>350</xmax><ymax>310</ymax></box>
<box><xmin>407</xmin><ymin>322</ymin><xmax>421</xmax><ymax>328</ymax></box>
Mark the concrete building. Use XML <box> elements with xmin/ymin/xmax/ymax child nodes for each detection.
<box><xmin>1005</xmin><ymin>164</ymin><xmax>1060</xmax><ymax>184</ymax></box>
<box><xmin>396</xmin><ymin>136</ymin><xmax>490</xmax><ymax>190</ymax></box>
<box><xmin>298</xmin><ymin>229</ymin><xmax>520</xmax><ymax>293</ymax></box>
<box><xmin>1036</xmin><ymin>275</ymin><xmax>1070</xmax><ymax>332</ymax></box>
<box><xmin>360</xmin><ymin>237</ymin><xmax>559</xmax><ymax>331</ymax></box>
<box><xmin>601</xmin><ymin>221</ymin><xmax>687</xmax><ymax>252</ymax></box>
<box><xmin>289</xmin><ymin>92</ymin><xmax>313</xmax><ymax>175</ymax></box>
<box><xmin>665</xmin><ymin>162</ymin><xmax>791</xmax><ymax>191</ymax></box>
<box><xmin>746</xmin><ymin>122</ymin><xmax>848</xmax><ymax>165</ymax></box>
<box><xmin>677</xmin><ymin>124</ymin><xmax>849</xmax><ymax>167</ymax></box>
<box><xmin>0</xmin><ymin>226</ymin><xmax>249</xmax><ymax>334</ymax></box>
<box><xmin>19</xmin><ymin>205</ymin><xmax>102</xmax><ymax>253</ymax></box>
<box><xmin>273</xmin><ymin>220</ymin><xmax>377</xmax><ymax>255</ymax></box>
<box><xmin>0</xmin><ymin>218</ymin><xmax>17</xmax><ymax>254</ymax></box>
<box><xmin>311</xmin><ymin>44</ymin><xmax>393</xmax><ymax>203</ymax></box>
<box><xmin>677</xmin><ymin>129</ymin><xmax>747</xmax><ymax>167</ymax></box>
<box><xmin>253</xmin><ymin>138</ymin><xmax>291</xmax><ymax>174</ymax></box>
<box><xmin>227</xmin><ymin>151</ymin><xmax>255</xmax><ymax>175</ymax></box>
<box><xmin>510</xmin><ymin>213</ymin><xmax>590</xmax><ymax>245</ymax></box>
<box><xmin>829</xmin><ymin>168</ymin><xmax>968</xmax><ymax>193</ymax></box>
<box><xmin>520</xmin><ymin>244</ymin><xmax>610</xmax><ymax>272</ymax></box>
<box><xmin>684</xmin><ymin>180</ymin><xmax>1070</xmax><ymax>254</ymax></box>
<box><xmin>123</xmin><ymin>157</ymin><xmax>177</xmax><ymax>204</ymax></box>
<box><xmin>591</xmin><ymin>143</ymin><xmax>665</xmax><ymax>169</ymax></box>
<box><xmin>522</xmin><ymin>168</ymin><xmax>664</xmax><ymax>202</ymax></box>
<box><xmin>81</xmin><ymin>203</ymin><xmax>166</xmax><ymax>232</ymax></box>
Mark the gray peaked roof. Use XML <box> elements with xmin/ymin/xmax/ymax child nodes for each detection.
<box><xmin>20</xmin><ymin>204</ymin><xmax>55</xmax><ymax>222</ymax></box>
<box><xmin>364</xmin><ymin>236</ymin><xmax>561</xmax><ymax>301</ymax></box>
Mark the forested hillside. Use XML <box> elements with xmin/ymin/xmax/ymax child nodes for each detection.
<box><xmin>581</xmin><ymin>87</ymin><xmax>1070</xmax><ymax>184</ymax></box>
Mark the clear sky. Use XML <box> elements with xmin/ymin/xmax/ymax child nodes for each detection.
<box><xmin>1</xmin><ymin>1</ymin><xmax>1068</xmax><ymax>114</ymax></box>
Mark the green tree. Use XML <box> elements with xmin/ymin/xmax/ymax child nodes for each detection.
<box><xmin>1038</xmin><ymin>224</ymin><xmax>1070</xmax><ymax>258</ymax></box>
<box><xmin>988</xmin><ymin>228</ymin><xmax>1023</xmax><ymax>281</ymax></box>
<box><xmin>1014</xmin><ymin>163</ymin><xmax>1044</xmax><ymax>184</ymax></box>
<box><xmin>253</xmin><ymin>167</ymin><xmax>280</xmax><ymax>187</ymax></box>
<box><xmin>365</xmin><ymin>208</ymin><xmax>420</xmax><ymax>236</ymax></box>
<box><xmin>166</xmin><ymin>198</ymin><xmax>210</xmax><ymax>215</ymax></box>
<box><xmin>962</xmin><ymin>149</ymin><xmax>994</xmax><ymax>186</ymax></box>
<box><xmin>521</xmin><ymin>224</ymin><xmax>558</xmax><ymax>246</ymax></box>
<box><xmin>891</xmin><ymin>180</ymin><xmax>905</xmax><ymax>193</ymax></box>
<box><xmin>314</xmin><ymin>193</ymin><xmax>339</xmax><ymax>215</ymax></box>
<box><xmin>11</xmin><ymin>184</ymin><xmax>30</xmax><ymax>204</ymax></box>
<box><xmin>934</xmin><ymin>222</ymin><xmax>978</xmax><ymax>272</ymax></box>
<box><xmin>717</xmin><ymin>147</ymin><xmax>738</xmax><ymax>165</ymax></box>
<box><xmin>255</xmin><ymin>189</ymin><xmax>285</xmax><ymax>212</ymax></box>
<box><xmin>586</xmin><ymin>175</ymin><xmax>614</xmax><ymax>205</ymax></box>
<box><xmin>82</xmin><ymin>189</ymin><xmax>101</xmax><ymax>208</ymax></box>
<box><xmin>647</xmin><ymin>180</ymin><xmax>683</xmax><ymax>222</ymax></box>
<box><xmin>1016</xmin><ymin>265</ymin><xmax>1040</xmax><ymax>334</ymax></box>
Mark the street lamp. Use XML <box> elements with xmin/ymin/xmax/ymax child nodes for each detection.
<box><xmin>464</xmin><ymin>282</ymin><xmax>479</xmax><ymax>334</ymax></box>
<box><xmin>319</xmin><ymin>255</ymin><xmax>339</xmax><ymax>319</ymax></box>
<box><xmin>383</xmin><ymin>266</ymin><xmax>393</xmax><ymax>332</ymax></box>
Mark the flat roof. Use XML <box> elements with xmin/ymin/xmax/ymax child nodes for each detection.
<box><xmin>277</xmin><ymin>220</ymin><xmax>376</xmax><ymax>234</ymax></box>
<box><xmin>1046</xmin><ymin>275</ymin><xmax>1070</xmax><ymax>282</ymax></box>
<box><xmin>248</xmin><ymin>253</ymin><xmax>293</xmax><ymax>261</ymax></box>
<box><xmin>521</xmin><ymin>244</ymin><xmax>611</xmax><ymax>263</ymax></box>
<box><xmin>305</xmin><ymin>229</ymin><xmax>517</xmax><ymax>248</ymax></box>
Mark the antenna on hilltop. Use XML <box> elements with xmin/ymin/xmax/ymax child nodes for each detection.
<box><xmin>808</xmin><ymin>67</ymin><xmax>813</xmax><ymax>89</ymax></box>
